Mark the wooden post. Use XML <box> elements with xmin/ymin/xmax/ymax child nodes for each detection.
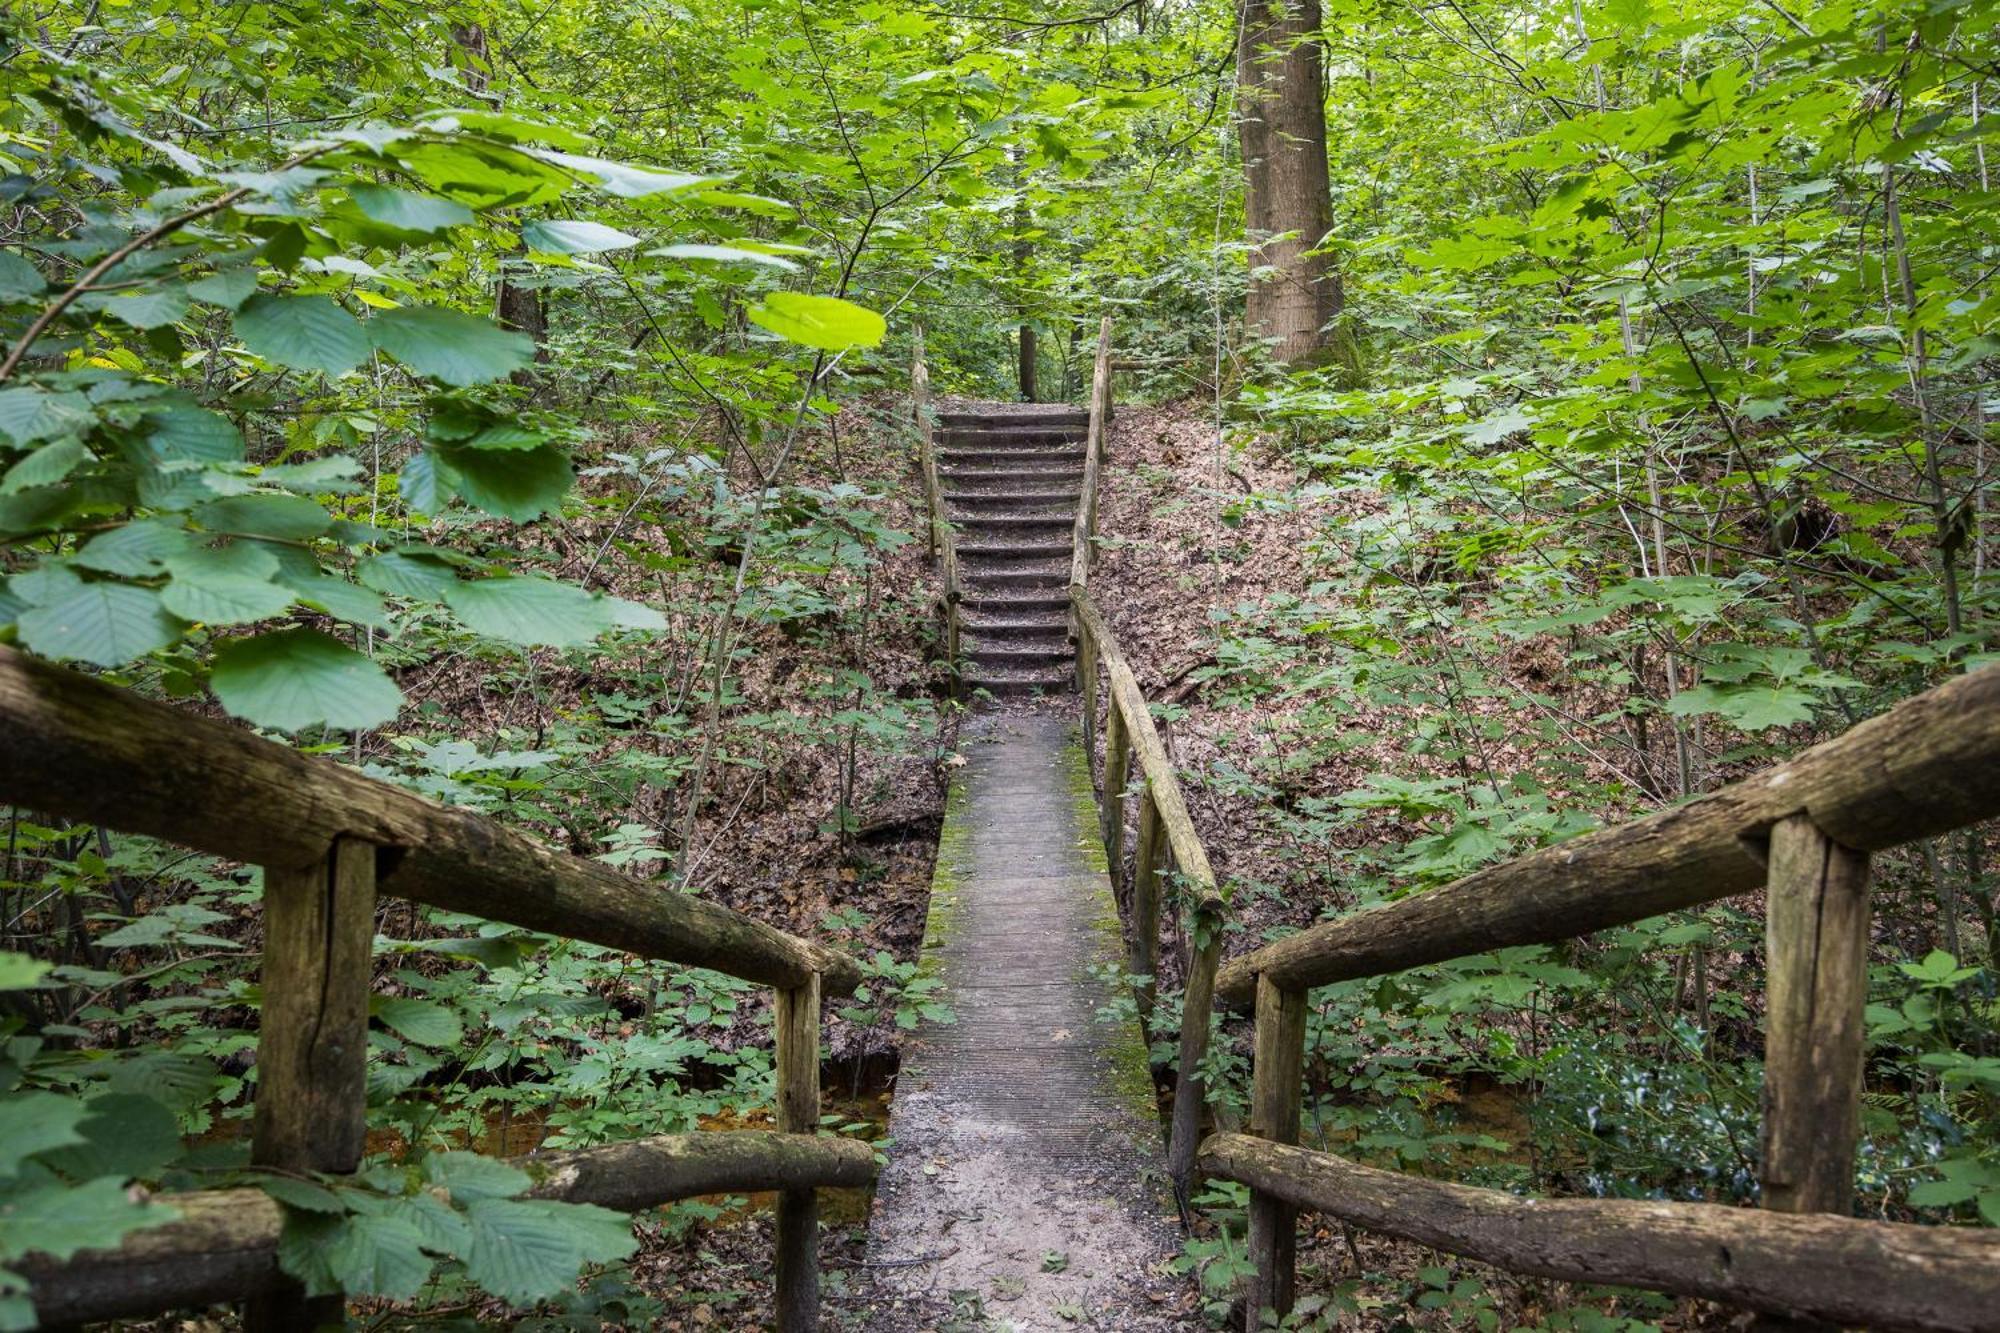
<box><xmin>1245</xmin><ymin>976</ymin><xmax>1306</xmax><ymax>1331</ymax></box>
<box><xmin>1077</xmin><ymin>619</ymin><xmax>1099</xmax><ymax>773</ymax></box>
<box><xmin>1131</xmin><ymin>789</ymin><xmax>1165</xmax><ymax>1028</ymax></box>
<box><xmin>1102</xmin><ymin>702</ymin><xmax>1130</xmax><ymax>890</ymax></box>
<box><xmin>1761</xmin><ymin>814</ymin><xmax>1872</xmax><ymax>1216</ymax></box>
<box><xmin>247</xmin><ymin>838</ymin><xmax>376</xmax><ymax>1333</ymax></box>
<box><xmin>774</xmin><ymin>976</ymin><xmax>822</xmax><ymax>1332</ymax></box>
<box><xmin>1166</xmin><ymin>903</ymin><xmax>1223</xmax><ymax>1217</ymax></box>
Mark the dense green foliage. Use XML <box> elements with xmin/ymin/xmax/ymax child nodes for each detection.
<box><xmin>0</xmin><ymin>0</ymin><xmax>1995</xmax><ymax>1326</ymax></box>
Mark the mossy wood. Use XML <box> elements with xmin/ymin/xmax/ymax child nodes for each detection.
<box><xmin>0</xmin><ymin>645</ymin><xmax>858</xmax><ymax>995</ymax></box>
<box><xmin>245</xmin><ymin>838</ymin><xmax>375</xmax><ymax>1333</ymax></box>
<box><xmin>1243</xmin><ymin>978</ymin><xmax>1306</xmax><ymax>1330</ymax></box>
<box><xmin>1199</xmin><ymin>1134</ymin><xmax>2000</xmax><ymax>1333</ymax></box>
<box><xmin>24</xmin><ymin>1131</ymin><xmax>877</xmax><ymax>1326</ymax></box>
<box><xmin>1215</xmin><ymin>664</ymin><xmax>2000</xmax><ymax>1005</ymax></box>
<box><xmin>773</xmin><ymin>977</ymin><xmax>822</xmax><ymax>1332</ymax></box>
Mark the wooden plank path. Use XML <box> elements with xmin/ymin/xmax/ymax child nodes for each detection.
<box><xmin>866</xmin><ymin>707</ymin><xmax>1185</xmax><ymax>1329</ymax></box>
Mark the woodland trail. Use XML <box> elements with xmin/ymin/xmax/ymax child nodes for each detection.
<box><xmin>865</xmin><ymin>705</ymin><xmax>1183</xmax><ymax>1329</ymax></box>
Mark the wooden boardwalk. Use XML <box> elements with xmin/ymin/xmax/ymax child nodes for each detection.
<box><xmin>866</xmin><ymin>708</ymin><xmax>1182</xmax><ymax>1329</ymax></box>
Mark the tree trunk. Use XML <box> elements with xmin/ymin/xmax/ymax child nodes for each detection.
<box><xmin>1236</xmin><ymin>0</ymin><xmax>1340</xmax><ymax>365</ymax></box>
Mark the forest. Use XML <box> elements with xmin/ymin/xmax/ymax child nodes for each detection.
<box><xmin>0</xmin><ymin>0</ymin><xmax>1996</xmax><ymax>1329</ymax></box>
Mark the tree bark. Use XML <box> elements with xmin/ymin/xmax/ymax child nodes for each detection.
<box><xmin>1236</xmin><ymin>0</ymin><xmax>1341</xmax><ymax>365</ymax></box>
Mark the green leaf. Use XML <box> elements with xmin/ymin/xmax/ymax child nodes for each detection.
<box><xmin>0</xmin><ymin>1176</ymin><xmax>176</xmax><ymax>1263</ymax></box>
<box><xmin>0</xmin><ymin>952</ymin><xmax>51</xmax><ymax>991</ymax></box>
<box><xmin>0</xmin><ymin>1093</ymin><xmax>90</xmax><ymax>1177</ymax></box>
<box><xmin>194</xmin><ymin>494</ymin><xmax>333</xmax><ymax>540</ymax></box>
<box><xmin>747</xmin><ymin>292</ymin><xmax>886</xmax><ymax>351</ymax></box>
<box><xmin>278</xmin><ymin>1209</ymin><xmax>433</xmax><ymax>1300</ymax></box>
<box><xmin>0</xmin><ymin>251</ymin><xmax>45</xmax><ymax>301</ymax></box>
<box><xmin>424</xmin><ymin>1150</ymin><xmax>532</xmax><ymax>1202</ymax></box>
<box><xmin>350</xmin><ymin>186</ymin><xmax>474</xmax><ymax>234</ymax></box>
<box><xmin>527</xmin><ymin>149</ymin><xmax>708</xmax><ymax>198</ymax></box>
<box><xmin>75</xmin><ymin>520</ymin><xmax>195</xmax><ymax>577</ymax></box>
<box><xmin>79</xmin><ymin>285</ymin><xmax>190</xmax><ymax>330</ymax></box>
<box><xmin>233</xmin><ymin>295</ymin><xmax>369</xmax><ymax>376</ymax></box>
<box><xmin>160</xmin><ymin>571</ymin><xmax>293</xmax><ymax>626</ymax></box>
<box><xmin>399</xmin><ymin>449</ymin><xmax>453</xmax><ymax>516</ymax></box>
<box><xmin>285</xmin><ymin>574</ymin><xmax>391</xmax><ymax>629</ymax></box>
<box><xmin>458</xmin><ymin>1197</ymin><xmax>637</xmax><ymax>1305</ymax></box>
<box><xmin>0</xmin><ymin>388</ymin><xmax>91</xmax><ymax>446</ymax></box>
<box><xmin>522</xmin><ymin>219</ymin><xmax>641</xmax><ymax>254</ymax></box>
<box><xmin>35</xmin><ymin>1094</ymin><xmax>182</xmax><ymax>1182</ymax></box>
<box><xmin>359</xmin><ymin>550</ymin><xmax>458</xmax><ymax>599</ymax></box>
<box><xmin>257</xmin><ymin>1175</ymin><xmax>345</xmax><ymax>1214</ymax></box>
<box><xmin>209</xmin><ymin>628</ymin><xmax>404</xmax><ymax>731</ymax></box>
<box><xmin>372</xmin><ymin>307</ymin><xmax>533</xmax><ymax>386</ymax></box>
<box><xmin>437</xmin><ymin>442</ymin><xmax>572</xmax><ymax>521</ymax></box>
<box><xmin>648</xmin><ymin>243</ymin><xmax>799</xmax><ymax>270</ymax></box>
<box><xmin>1663</xmin><ymin>682</ymin><xmax>1818</xmax><ymax>731</ymax></box>
<box><xmin>186</xmin><ymin>267</ymin><xmax>259</xmax><ymax>310</ymax></box>
<box><xmin>372</xmin><ymin>997</ymin><xmax>463</xmax><ymax>1048</ymax></box>
<box><xmin>1</xmin><ymin>438</ymin><xmax>91</xmax><ymax>495</ymax></box>
<box><xmin>443</xmin><ymin>576</ymin><xmax>614</xmax><ymax>647</ymax></box>
<box><xmin>17</xmin><ymin>581</ymin><xmax>182</xmax><ymax>666</ymax></box>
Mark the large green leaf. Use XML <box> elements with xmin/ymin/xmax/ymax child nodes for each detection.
<box><xmin>444</xmin><ymin>576</ymin><xmax>614</xmax><ymax>647</ymax></box>
<box><xmin>359</xmin><ymin>550</ymin><xmax>458</xmax><ymax>599</ymax></box>
<box><xmin>0</xmin><ymin>438</ymin><xmax>91</xmax><ymax>495</ymax></box>
<box><xmin>458</xmin><ymin>1197</ymin><xmax>636</xmax><ymax>1305</ymax></box>
<box><xmin>74</xmin><ymin>520</ymin><xmax>195</xmax><ymax>577</ymax></box>
<box><xmin>277</xmin><ymin>1209</ymin><xmax>433</xmax><ymax>1300</ymax></box>
<box><xmin>194</xmin><ymin>494</ymin><xmax>334</xmax><ymax>540</ymax></box>
<box><xmin>160</xmin><ymin>571</ymin><xmax>293</xmax><ymax>626</ymax></box>
<box><xmin>437</xmin><ymin>442</ymin><xmax>572</xmax><ymax>521</ymax></box>
<box><xmin>522</xmin><ymin>219</ymin><xmax>640</xmax><ymax>254</ymax></box>
<box><xmin>0</xmin><ymin>1176</ymin><xmax>176</xmax><ymax>1263</ymax></box>
<box><xmin>17</xmin><ymin>580</ymin><xmax>182</xmax><ymax>666</ymax></box>
<box><xmin>233</xmin><ymin>295</ymin><xmax>370</xmax><ymax>376</ymax></box>
<box><xmin>0</xmin><ymin>388</ymin><xmax>91</xmax><ymax>446</ymax></box>
<box><xmin>35</xmin><ymin>1094</ymin><xmax>182</xmax><ymax>1182</ymax></box>
<box><xmin>350</xmin><ymin>186</ymin><xmax>474</xmax><ymax>234</ymax></box>
<box><xmin>747</xmin><ymin>292</ymin><xmax>885</xmax><ymax>351</ymax></box>
<box><xmin>424</xmin><ymin>1151</ymin><xmax>532</xmax><ymax>1203</ymax></box>
<box><xmin>0</xmin><ymin>1093</ymin><xmax>89</xmax><ymax>1178</ymax></box>
<box><xmin>372</xmin><ymin>997</ymin><xmax>463</xmax><ymax>1049</ymax></box>
<box><xmin>371</xmin><ymin>306</ymin><xmax>533</xmax><ymax>386</ymax></box>
<box><xmin>0</xmin><ymin>250</ymin><xmax>45</xmax><ymax>301</ymax></box>
<box><xmin>209</xmin><ymin>628</ymin><xmax>404</xmax><ymax>731</ymax></box>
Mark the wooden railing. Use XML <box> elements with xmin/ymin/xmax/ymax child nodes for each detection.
<box><xmin>1063</xmin><ymin>317</ymin><xmax>1227</xmax><ymax>1219</ymax></box>
<box><xmin>911</xmin><ymin>326</ymin><xmax>961</xmax><ymax>688</ymax></box>
<box><xmin>0</xmin><ymin>645</ymin><xmax>867</xmax><ymax>1331</ymax></box>
<box><xmin>1201</xmin><ymin>664</ymin><xmax>2000</xmax><ymax>1332</ymax></box>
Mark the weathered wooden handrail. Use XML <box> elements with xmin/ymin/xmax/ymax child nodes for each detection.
<box><xmin>2</xmin><ymin>642</ymin><xmax>858</xmax><ymax>1329</ymax></box>
<box><xmin>1205</xmin><ymin>663</ymin><xmax>2000</xmax><ymax>1331</ymax></box>
<box><xmin>1068</xmin><ymin>314</ymin><xmax>1112</xmax><ymax>590</ymax></box>
<box><xmin>1215</xmin><ymin>663</ymin><xmax>2000</xmax><ymax>1005</ymax></box>
<box><xmin>1061</xmin><ymin>321</ymin><xmax>1228</xmax><ymax>1218</ymax></box>
<box><xmin>25</xmin><ymin>1130</ymin><xmax>877</xmax><ymax>1326</ymax></box>
<box><xmin>912</xmin><ymin>326</ymin><xmax>962</xmax><ymax>685</ymax></box>
<box><xmin>0</xmin><ymin>646</ymin><xmax>860</xmax><ymax>995</ymax></box>
<box><xmin>1198</xmin><ymin>1134</ymin><xmax>2000</xmax><ymax>1333</ymax></box>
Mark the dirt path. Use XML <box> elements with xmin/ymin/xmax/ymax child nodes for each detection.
<box><xmin>864</xmin><ymin>707</ymin><xmax>1191</xmax><ymax>1330</ymax></box>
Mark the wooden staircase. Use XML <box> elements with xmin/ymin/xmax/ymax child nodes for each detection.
<box><xmin>936</xmin><ymin>405</ymin><xmax>1090</xmax><ymax>696</ymax></box>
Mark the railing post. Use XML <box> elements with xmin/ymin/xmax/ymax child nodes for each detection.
<box><xmin>1760</xmin><ymin>814</ymin><xmax>1872</xmax><ymax>1216</ymax></box>
<box><xmin>247</xmin><ymin>837</ymin><xmax>376</xmax><ymax>1333</ymax></box>
<box><xmin>1130</xmin><ymin>789</ymin><xmax>1164</xmax><ymax>1028</ymax></box>
<box><xmin>774</xmin><ymin>975</ymin><xmax>822</xmax><ymax>1331</ymax></box>
<box><xmin>1167</xmin><ymin>902</ymin><xmax>1223</xmax><ymax>1218</ymax></box>
<box><xmin>1101</xmin><ymin>702</ymin><xmax>1130</xmax><ymax>888</ymax></box>
<box><xmin>1077</xmin><ymin>621</ymin><xmax>1098</xmax><ymax>772</ymax></box>
<box><xmin>1245</xmin><ymin>974</ymin><xmax>1306</xmax><ymax>1331</ymax></box>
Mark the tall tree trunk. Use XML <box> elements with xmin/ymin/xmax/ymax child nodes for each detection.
<box><xmin>1011</xmin><ymin>149</ymin><xmax>1036</xmax><ymax>401</ymax></box>
<box><xmin>1236</xmin><ymin>0</ymin><xmax>1341</xmax><ymax>365</ymax></box>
